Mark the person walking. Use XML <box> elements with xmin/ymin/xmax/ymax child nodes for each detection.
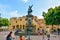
<box><xmin>46</xmin><ymin>27</ymin><xmax>50</xmax><ymax>40</ymax></box>
<box><xmin>20</xmin><ymin>36</ymin><xmax>25</xmax><ymax>40</ymax></box>
<box><xmin>42</xmin><ymin>29</ymin><xmax>44</xmax><ymax>40</ymax></box>
<box><xmin>37</xmin><ymin>28</ymin><xmax>40</xmax><ymax>37</ymax></box>
<box><xmin>6</xmin><ymin>31</ymin><xmax>12</xmax><ymax>40</ymax></box>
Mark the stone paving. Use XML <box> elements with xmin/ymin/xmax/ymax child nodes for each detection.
<box><xmin>0</xmin><ymin>31</ymin><xmax>60</xmax><ymax>40</ymax></box>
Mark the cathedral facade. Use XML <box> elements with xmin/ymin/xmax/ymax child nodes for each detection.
<box><xmin>9</xmin><ymin>16</ymin><xmax>46</xmax><ymax>31</ymax></box>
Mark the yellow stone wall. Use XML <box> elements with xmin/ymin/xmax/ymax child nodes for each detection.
<box><xmin>8</xmin><ymin>16</ymin><xmax>59</xmax><ymax>31</ymax></box>
<box><xmin>9</xmin><ymin>16</ymin><xmax>45</xmax><ymax>31</ymax></box>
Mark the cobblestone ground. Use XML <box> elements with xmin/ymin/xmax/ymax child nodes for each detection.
<box><xmin>0</xmin><ymin>31</ymin><xmax>60</xmax><ymax>40</ymax></box>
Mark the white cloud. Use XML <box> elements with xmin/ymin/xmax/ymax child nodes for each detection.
<box><xmin>0</xmin><ymin>4</ymin><xmax>9</xmax><ymax>18</ymax></box>
<box><xmin>9</xmin><ymin>10</ymin><xmax>20</xmax><ymax>17</ymax></box>
<box><xmin>22</xmin><ymin>0</ymin><xmax>28</xmax><ymax>3</ymax></box>
<box><xmin>0</xmin><ymin>4</ymin><xmax>7</xmax><ymax>14</ymax></box>
<box><xmin>0</xmin><ymin>4</ymin><xmax>20</xmax><ymax>18</ymax></box>
<box><xmin>38</xmin><ymin>16</ymin><xmax>44</xmax><ymax>19</ymax></box>
<box><xmin>47</xmin><ymin>0</ymin><xmax>60</xmax><ymax>9</ymax></box>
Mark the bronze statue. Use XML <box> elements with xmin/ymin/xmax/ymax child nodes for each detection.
<box><xmin>28</xmin><ymin>5</ymin><xmax>33</xmax><ymax>15</ymax></box>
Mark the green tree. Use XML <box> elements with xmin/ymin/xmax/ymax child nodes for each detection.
<box><xmin>42</xmin><ymin>6</ymin><xmax>60</xmax><ymax>32</ymax></box>
<box><xmin>43</xmin><ymin>6</ymin><xmax>60</xmax><ymax>25</ymax></box>
<box><xmin>54</xmin><ymin>6</ymin><xmax>60</xmax><ymax>24</ymax></box>
<box><xmin>0</xmin><ymin>18</ymin><xmax>3</xmax><ymax>27</ymax></box>
<box><xmin>0</xmin><ymin>17</ymin><xmax>9</xmax><ymax>27</ymax></box>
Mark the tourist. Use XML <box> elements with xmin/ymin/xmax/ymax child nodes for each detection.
<box><xmin>37</xmin><ymin>28</ymin><xmax>40</xmax><ymax>37</ymax></box>
<box><xmin>6</xmin><ymin>31</ymin><xmax>12</xmax><ymax>40</ymax></box>
<box><xmin>46</xmin><ymin>27</ymin><xmax>50</xmax><ymax>40</ymax></box>
<box><xmin>42</xmin><ymin>29</ymin><xmax>44</xmax><ymax>40</ymax></box>
<box><xmin>20</xmin><ymin>36</ymin><xmax>25</xmax><ymax>40</ymax></box>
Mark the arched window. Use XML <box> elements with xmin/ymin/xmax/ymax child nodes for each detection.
<box><xmin>16</xmin><ymin>25</ymin><xmax>19</xmax><ymax>29</ymax></box>
<box><xmin>40</xmin><ymin>26</ymin><xmax>42</xmax><ymax>28</ymax></box>
<box><xmin>23</xmin><ymin>25</ymin><xmax>24</xmax><ymax>29</ymax></box>
<box><xmin>13</xmin><ymin>26</ymin><xmax>15</xmax><ymax>29</ymax></box>
<box><xmin>20</xmin><ymin>19</ymin><xmax>22</xmax><ymax>21</ymax></box>
<box><xmin>16</xmin><ymin>21</ymin><xmax>17</xmax><ymax>23</ymax></box>
<box><xmin>35</xmin><ymin>19</ymin><xmax>38</xmax><ymax>22</ymax></box>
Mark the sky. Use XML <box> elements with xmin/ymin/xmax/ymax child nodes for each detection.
<box><xmin>0</xmin><ymin>0</ymin><xmax>60</xmax><ymax>19</ymax></box>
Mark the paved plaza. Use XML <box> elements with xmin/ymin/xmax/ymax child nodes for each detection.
<box><xmin>0</xmin><ymin>31</ymin><xmax>60</xmax><ymax>40</ymax></box>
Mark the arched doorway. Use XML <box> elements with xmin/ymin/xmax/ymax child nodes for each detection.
<box><xmin>13</xmin><ymin>26</ymin><xmax>15</xmax><ymax>30</ymax></box>
<box><xmin>16</xmin><ymin>25</ymin><xmax>19</xmax><ymax>29</ymax></box>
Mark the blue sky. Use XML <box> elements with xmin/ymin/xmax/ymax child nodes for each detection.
<box><xmin>0</xmin><ymin>0</ymin><xmax>60</xmax><ymax>19</ymax></box>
